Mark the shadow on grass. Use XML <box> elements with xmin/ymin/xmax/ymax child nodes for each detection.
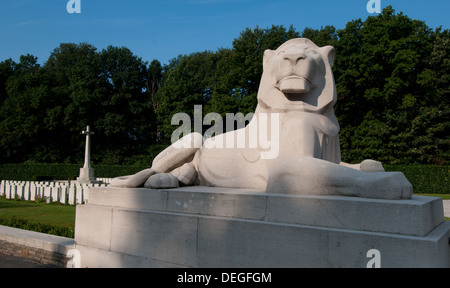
<box><xmin>0</xmin><ymin>201</ymin><xmax>40</xmax><ymax>209</ymax></box>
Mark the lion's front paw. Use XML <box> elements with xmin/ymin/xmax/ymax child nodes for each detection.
<box><xmin>360</xmin><ymin>159</ymin><xmax>385</xmax><ymax>172</ymax></box>
<box><xmin>110</xmin><ymin>169</ymin><xmax>156</xmax><ymax>188</ymax></box>
<box><xmin>170</xmin><ymin>163</ymin><xmax>197</xmax><ymax>185</ymax></box>
<box><xmin>359</xmin><ymin>172</ymin><xmax>413</xmax><ymax>200</ymax></box>
<box><xmin>144</xmin><ymin>173</ymin><xmax>179</xmax><ymax>189</ymax></box>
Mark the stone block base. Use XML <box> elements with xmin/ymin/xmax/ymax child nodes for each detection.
<box><xmin>74</xmin><ymin>187</ymin><xmax>450</xmax><ymax>268</ymax></box>
<box><xmin>77</xmin><ymin>167</ymin><xmax>102</xmax><ymax>184</ymax></box>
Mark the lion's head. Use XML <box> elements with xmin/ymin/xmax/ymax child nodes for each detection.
<box><xmin>257</xmin><ymin>38</ymin><xmax>336</xmax><ymax>113</ymax></box>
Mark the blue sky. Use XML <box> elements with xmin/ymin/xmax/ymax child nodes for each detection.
<box><xmin>1</xmin><ymin>0</ymin><xmax>449</xmax><ymax>65</ymax></box>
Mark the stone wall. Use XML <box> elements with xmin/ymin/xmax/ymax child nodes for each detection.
<box><xmin>0</xmin><ymin>225</ymin><xmax>75</xmax><ymax>268</ymax></box>
<box><xmin>0</xmin><ymin>239</ymin><xmax>69</xmax><ymax>267</ymax></box>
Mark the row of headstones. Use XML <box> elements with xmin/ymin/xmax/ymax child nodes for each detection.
<box><xmin>0</xmin><ymin>179</ymin><xmax>111</xmax><ymax>205</ymax></box>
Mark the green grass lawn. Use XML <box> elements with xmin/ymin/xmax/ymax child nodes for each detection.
<box><xmin>0</xmin><ymin>198</ymin><xmax>76</xmax><ymax>227</ymax></box>
<box><xmin>414</xmin><ymin>193</ymin><xmax>450</xmax><ymax>200</ymax></box>
<box><xmin>0</xmin><ymin>197</ymin><xmax>76</xmax><ymax>237</ymax></box>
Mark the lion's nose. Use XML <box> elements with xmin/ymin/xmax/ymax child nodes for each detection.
<box><xmin>283</xmin><ymin>53</ymin><xmax>307</xmax><ymax>65</ymax></box>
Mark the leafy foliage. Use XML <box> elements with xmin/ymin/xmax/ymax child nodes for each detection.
<box><xmin>0</xmin><ymin>163</ymin><xmax>152</xmax><ymax>180</ymax></box>
<box><xmin>333</xmin><ymin>7</ymin><xmax>448</xmax><ymax>165</ymax></box>
<box><xmin>0</xmin><ymin>44</ymin><xmax>157</xmax><ymax>165</ymax></box>
<box><xmin>384</xmin><ymin>165</ymin><xmax>449</xmax><ymax>194</ymax></box>
<box><xmin>0</xmin><ymin>215</ymin><xmax>74</xmax><ymax>238</ymax></box>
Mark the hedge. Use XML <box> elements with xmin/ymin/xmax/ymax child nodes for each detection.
<box><xmin>0</xmin><ymin>216</ymin><xmax>74</xmax><ymax>238</ymax></box>
<box><xmin>0</xmin><ymin>163</ymin><xmax>148</xmax><ymax>181</ymax></box>
<box><xmin>0</xmin><ymin>163</ymin><xmax>448</xmax><ymax>194</ymax></box>
<box><xmin>384</xmin><ymin>165</ymin><xmax>449</xmax><ymax>194</ymax></box>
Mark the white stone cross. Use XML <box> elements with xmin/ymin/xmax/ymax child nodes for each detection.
<box><xmin>77</xmin><ymin>125</ymin><xmax>101</xmax><ymax>184</ymax></box>
<box><xmin>82</xmin><ymin>125</ymin><xmax>94</xmax><ymax>169</ymax></box>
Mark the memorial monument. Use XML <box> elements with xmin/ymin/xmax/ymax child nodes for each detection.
<box><xmin>74</xmin><ymin>39</ymin><xmax>450</xmax><ymax>268</ymax></box>
<box><xmin>109</xmin><ymin>38</ymin><xmax>411</xmax><ymax>200</ymax></box>
<box><xmin>76</xmin><ymin>126</ymin><xmax>102</xmax><ymax>184</ymax></box>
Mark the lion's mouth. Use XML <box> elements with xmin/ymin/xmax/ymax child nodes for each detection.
<box><xmin>284</xmin><ymin>92</ymin><xmax>306</xmax><ymax>102</ymax></box>
<box><xmin>276</xmin><ymin>76</ymin><xmax>312</xmax><ymax>97</ymax></box>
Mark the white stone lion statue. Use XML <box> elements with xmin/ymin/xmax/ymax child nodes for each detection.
<box><xmin>111</xmin><ymin>38</ymin><xmax>412</xmax><ymax>200</ymax></box>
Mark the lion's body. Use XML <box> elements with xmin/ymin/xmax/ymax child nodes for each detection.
<box><xmin>195</xmin><ymin>109</ymin><xmax>341</xmax><ymax>190</ymax></box>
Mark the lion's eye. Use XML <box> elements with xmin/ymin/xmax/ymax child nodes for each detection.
<box><xmin>307</xmin><ymin>49</ymin><xmax>317</xmax><ymax>55</ymax></box>
<box><xmin>277</xmin><ymin>51</ymin><xmax>286</xmax><ymax>56</ymax></box>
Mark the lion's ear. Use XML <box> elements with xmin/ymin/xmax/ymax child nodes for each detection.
<box><xmin>263</xmin><ymin>49</ymin><xmax>275</xmax><ymax>64</ymax></box>
<box><xmin>320</xmin><ymin>46</ymin><xmax>335</xmax><ymax>68</ymax></box>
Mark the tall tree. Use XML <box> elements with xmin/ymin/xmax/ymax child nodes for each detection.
<box><xmin>147</xmin><ymin>59</ymin><xmax>163</xmax><ymax>113</ymax></box>
<box><xmin>155</xmin><ymin>51</ymin><xmax>219</xmax><ymax>142</ymax></box>
<box><xmin>300</xmin><ymin>25</ymin><xmax>338</xmax><ymax>47</ymax></box>
<box><xmin>0</xmin><ymin>55</ymin><xmax>50</xmax><ymax>162</ymax></box>
<box><xmin>42</xmin><ymin>43</ymin><xmax>102</xmax><ymax>163</ymax></box>
<box><xmin>96</xmin><ymin>45</ymin><xmax>154</xmax><ymax>163</ymax></box>
<box><xmin>392</xmin><ymin>28</ymin><xmax>450</xmax><ymax>165</ymax></box>
<box><xmin>334</xmin><ymin>6</ymin><xmax>443</xmax><ymax>164</ymax></box>
<box><xmin>0</xmin><ymin>59</ymin><xmax>15</xmax><ymax>106</ymax></box>
<box><xmin>0</xmin><ymin>43</ymin><xmax>158</xmax><ymax>164</ymax></box>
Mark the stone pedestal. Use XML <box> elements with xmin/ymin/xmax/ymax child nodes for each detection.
<box><xmin>76</xmin><ymin>167</ymin><xmax>102</xmax><ymax>185</ymax></box>
<box><xmin>74</xmin><ymin>187</ymin><xmax>450</xmax><ymax>268</ymax></box>
<box><xmin>77</xmin><ymin>167</ymin><xmax>94</xmax><ymax>182</ymax></box>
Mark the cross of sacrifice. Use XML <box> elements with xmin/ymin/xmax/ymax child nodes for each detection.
<box><xmin>77</xmin><ymin>125</ymin><xmax>101</xmax><ymax>184</ymax></box>
<box><xmin>81</xmin><ymin>125</ymin><xmax>94</xmax><ymax>169</ymax></box>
